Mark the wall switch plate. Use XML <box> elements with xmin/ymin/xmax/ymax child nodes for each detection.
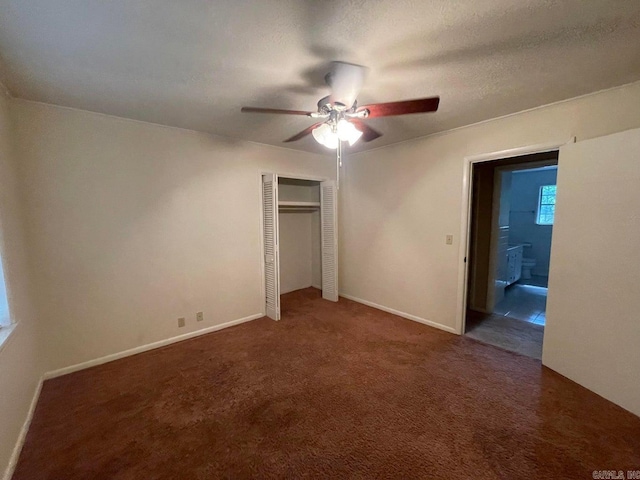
<box><xmin>196</xmin><ymin>311</ymin><xmax>204</xmax><ymax>322</ymax></box>
<box><xmin>446</xmin><ymin>235</ymin><xmax>454</xmax><ymax>245</ymax></box>
<box><xmin>178</xmin><ymin>317</ymin><xmax>185</xmax><ymax>328</ymax></box>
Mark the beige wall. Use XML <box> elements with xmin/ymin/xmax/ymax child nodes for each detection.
<box><xmin>544</xmin><ymin>128</ymin><xmax>640</xmax><ymax>416</ymax></box>
<box><xmin>0</xmin><ymin>90</ymin><xmax>42</xmax><ymax>477</ymax></box>
<box><xmin>11</xmin><ymin>100</ymin><xmax>333</xmax><ymax>372</ymax></box>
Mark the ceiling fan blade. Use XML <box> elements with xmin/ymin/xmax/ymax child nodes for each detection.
<box><xmin>326</xmin><ymin>62</ymin><xmax>368</xmax><ymax>108</ymax></box>
<box><xmin>351</xmin><ymin>119</ymin><xmax>383</xmax><ymax>142</ymax></box>
<box><xmin>357</xmin><ymin>96</ymin><xmax>440</xmax><ymax>118</ymax></box>
<box><xmin>241</xmin><ymin>107</ymin><xmax>313</xmax><ymax>116</ymax></box>
<box><xmin>283</xmin><ymin>122</ymin><xmax>324</xmax><ymax>143</ymax></box>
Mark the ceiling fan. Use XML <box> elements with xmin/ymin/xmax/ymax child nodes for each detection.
<box><xmin>241</xmin><ymin>62</ymin><xmax>440</xmax><ymax>185</ymax></box>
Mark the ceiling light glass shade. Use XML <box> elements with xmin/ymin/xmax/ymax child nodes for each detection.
<box><xmin>312</xmin><ymin>123</ymin><xmax>338</xmax><ymax>149</ymax></box>
<box><xmin>336</xmin><ymin>119</ymin><xmax>363</xmax><ymax>146</ymax></box>
<box><xmin>323</xmin><ymin>132</ymin><xmax>339</xmax><ymax>149</ymax></box>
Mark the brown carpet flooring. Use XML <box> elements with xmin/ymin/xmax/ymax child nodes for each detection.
<box><xmin>14</xmin><ymin>288</ymin><xmax>640</xmax><ymax>479</ymax></box>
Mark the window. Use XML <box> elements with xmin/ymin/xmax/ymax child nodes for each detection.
<box><xmin>0</xmin><ymin>252</ymin><xmax>17</xmax><ymax>349</ymax></box>
<box><xmin>537</xmin><ymin>185</ymin><xmax>556</xmax><ymax>225</ymax></box>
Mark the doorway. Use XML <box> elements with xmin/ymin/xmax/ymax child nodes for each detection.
<box><xmin>464</xmin><ymin>151</ymin><xmax>558</xmax><ymax>359</ymax></box>
<box><xmin>261</xmin><ymin>173</ymin><xmax>338</xmax><ymax>321</ymax></box>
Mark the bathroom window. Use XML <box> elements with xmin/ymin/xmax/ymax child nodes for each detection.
<box><xmin>536</xmin><ymin>185</ymin><xmax>556</xmax><ymax>225</ymax></box>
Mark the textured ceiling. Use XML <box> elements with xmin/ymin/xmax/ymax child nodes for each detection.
<box><xmin>1</xmin><ymin>0</ymin><xmax>640</xmax><ymax>153</ymax></box>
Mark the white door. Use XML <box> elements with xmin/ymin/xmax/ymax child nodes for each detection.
<box><xmin>262</xmin><ymin>174</ymin><xmax>280</xmax><ymax>320</ymax></box>
<box><xmin>545</xmin><ymin>128</ymin><xmax>640</xmax><ymax>416</ymax></box>
<box><xmin>321</xmin><ymin>180</ymin><xmax>339</xmax><ymax>302</ymax></box>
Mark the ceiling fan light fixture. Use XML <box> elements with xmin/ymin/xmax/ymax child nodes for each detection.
<box><xmin>337</xmin><ymin>119</ymin><xmax>363</xmax><ymax>146</ymax></box>
<box><xmin>312</xmin><ymin>123</ymin><xmax>338</xmax><ymax>149</ymax></box>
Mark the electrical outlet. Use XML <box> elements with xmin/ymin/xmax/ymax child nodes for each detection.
<box><xmin>178</xmin><ymin>317</ymin><xmax>185</xmax><ymax>328</ymax></box>
<box><xmin>196</xmin><ymin>311</ymin><xmax>204</xmax><ymax>322</ymax></box>
<box><xmin>446</xmin><ymin>235</ymin><xmax>454</xmax><ymax>245</ymax></box>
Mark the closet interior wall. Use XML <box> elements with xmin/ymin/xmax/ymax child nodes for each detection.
<box><xmin>278</xmin><ymin>178</ymin><xmax>322</xmax><ymax>295</ymax></box>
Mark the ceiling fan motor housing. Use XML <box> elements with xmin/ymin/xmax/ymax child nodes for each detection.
<box><xmin>317</xmin><ymin>95</ymin><xmax>352</xmax><ymax>113</ymax></box>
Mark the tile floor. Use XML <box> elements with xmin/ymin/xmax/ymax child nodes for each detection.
<box><xmin>494</xmin><ymin>283</ymin><xmax>547</xmax><ymax>325</ymax></box>
<box><xmin>465</xmin><ymin>310</ymin><xmax>543</xmax><ymax>359</ymax></box>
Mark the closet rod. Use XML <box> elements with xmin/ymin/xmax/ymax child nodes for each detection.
<box><xmin>278</xmin><ymin>201</ymin><xmax>320</xmax><ymax>208</ymax></box>
<box><xmin>279</xmin><ymin>207</ymin><xmax>319</xmax><ymax>212</ymax></box>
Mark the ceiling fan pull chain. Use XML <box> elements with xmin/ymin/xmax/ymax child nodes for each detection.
<box><xmin>336</xmin><ymin>140</ymin><xmax>342</xmax><ymax>190</ymax></box>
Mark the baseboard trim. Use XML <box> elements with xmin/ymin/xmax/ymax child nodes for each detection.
<box><xmin>3</xmin><ymin>376</ymin><xmax>43</xmax><ymax>480</ymax></box>
<box><xmin>44</xmin><ymin>313</ymin><xmax>264</xmax><ymax>380</ymax></box>
<box><xmin>282</xmin><ymin>285</ymin><xmax>321</xmax><ymax>295</ymax></box>
<box><xmin>339</xmin><ymin>294</ymin><xmax>458</xmax><ymax>334</ymax></box>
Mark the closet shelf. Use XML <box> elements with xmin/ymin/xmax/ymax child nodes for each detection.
<box><xmin>278</xmin><ymin>201</ymin><xmax>320</xmax><ymax>209</ymax></box>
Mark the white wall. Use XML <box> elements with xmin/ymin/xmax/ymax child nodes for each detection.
<box><xmin>279</xmin><ymin>212</ymin><xmax>313</xmax><ymax>294</ymax></box>
<box><xmin>509</xmin><ymin>168</ymin><xmax>558</xmax><ymax>276</ymax></box>
<box><xmin>11</xmin><ymin>100</ymin><xmax>334</xmax><ymax>372</ymax></box>
<box><xmin>544</xmin><ymin>128</ymin><xmax>640</xmax><ymax>416</ymax></box>
<box><xmin>0</xmin><ymin>90</ymin><xmax>42</xmax><ymax>477</ymax></box>
<box><xmin>278</xmin><ymin>182</ymin><xmax>320</xmax><ymax>203</ymax></box>
<box><xmin>340</xmin><ymin>81</ymin><xmax>640</xmax><ymax>412</ymax></box>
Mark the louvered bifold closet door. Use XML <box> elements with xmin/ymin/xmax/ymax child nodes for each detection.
<box><xmin>321</xmin><ymin>180</ymin><xmax>339</xmax><ymax>302</ymax></box>
<box><xmin>262</xmin><ymin>174</ymin><xmax>281</xmax><ymax>320</ymax></box>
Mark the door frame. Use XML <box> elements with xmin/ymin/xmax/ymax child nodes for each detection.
<box><xmin>258</xmin><ymin>171</ymin><xmax>329</xmax><ymax>317</ymax></box>
<box><xmin>455</xmin><ymin>139</ymin><xmax>575</xmax><ymax>335</ymax></box>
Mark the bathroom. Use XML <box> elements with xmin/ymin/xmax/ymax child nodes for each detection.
<box><xmin>464</xmin><ymin>152</ymin><xmax>558</xmax><ymax>359</ymax></box>
<box><xmin>494</xmin><ymin>164</ymin><xmax>557</xmax><ymax>325</ymax></box>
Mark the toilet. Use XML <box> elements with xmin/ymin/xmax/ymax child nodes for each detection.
<box><xmin>521</xmin><ymin>257</ymin><xmax>536</xmax><ymax>279</ymax></box>
<box><xmin>521</xmin><ymin>243</ymin><xmax>536</xmax><ymax>279</ymax></box>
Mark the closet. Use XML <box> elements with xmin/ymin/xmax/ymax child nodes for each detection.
<box><xmin>262</xmin><ymin>174</ymin><xmax>338</xmax><ymax>320</ymax></box>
